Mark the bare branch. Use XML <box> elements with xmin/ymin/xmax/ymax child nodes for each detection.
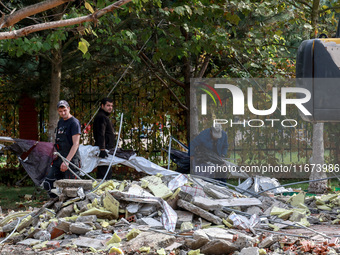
<box><xmin>140</xmin><ymin>52</ymin><xmax>185</xmax><ymax>88</ymax></box>
<box><xmin>0</xmin><ymin>0</ymin><xmax>74</xmax><ymax>29</ymax></box>
<box><xmin>140</xmin><ymin>53</ymin><xmax>188</xmax><ymax>111</ymax></box>
<box><xmin>198</xmin><ymin>55</ymin><xmax>210</xmax><ymax>78</ymax></box>
<box><xmin>158</xmin><ymin>59</ymin><xmax>186</xmax><ymax>88</ymax></box>
<box><xmin>0</xmin><ymin>0</ymin><xmax>132</xmax><ymax>40</ymax></box>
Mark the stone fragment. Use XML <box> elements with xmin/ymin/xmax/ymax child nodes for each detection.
<box><xmin>202</xmin><ymin>228</ymin><xmax>234</xmax><ymax>241</ymax></box>
<box><xmin>46</xmin><ymin>240</ymin><xmax>61</xmax><ymax>248</ymax></box>
<box><xmin>246</xmin><ymin>206</ymin><xmax>263</xmax><ymax>215</ymax></box>
<box><xmin>259</xmin><ymin>235</ymin><xmax>277</xmax><ymax>249</ymax></box>
<box><xmin>192</xmin><ymin>196</ymin><xmax>223</xmax><ymax>211</ymax></box>
<box><xmin>54</xmin><ymin>179</ymin><xmax>93</xmax><ymax>191</ymax></box>
<box><xmin>139</xmin><ymin>204</ymin><xmax>157</xmax><ymax>216</ymax></box>
<box><xmin>75</xmin><ymin>200</ymin><xmax>89</xmax><ymax>213</ymax></box>
<box><xmin>185</xmin><ymin>229</ymin><xmax>210</xmax><ymax>250</ymax></box>
<box><xmin>33</xmin><ymin>230</ymin><xmax>51</xmax><ymax>241</ymax></box>
<box><xmin>69</xmin><ymin>222</ymin><xmax>92</xmax><ymax>235</ymax></box>
<box><xmin>76</xmin><ymin>215</ymin><xmax>97</xmax><ymax>223</ymax></box>
<box><xmin>128</xmin><ymin>184</ymin><xmax>154</xmax><ymax>197</ymax></box>
<box><xmin>126</xmin><ymin>203</ymin><xmax>141</xmax><ymax>214</ymax></box>
<box><xmin>103</xmin><ymin>191</ymin><xmax>120</xmax><ymax>219</ymax></box>
<box><xmin>56</xmin><ymin>219</ymin><xmax>71</xmax><ymax>232</ymax></box>
<box><xmin>177</xmin><ymin>199</ymin><xmax>222</xmax><ymax>225</ymax></box>
<box><xmin>73</xmin><ymin>236</ymin><xmax>105</xmax><ymax>249</ymax></box>
<box><xmin>176</xmin><ymin>210</ymin><xmax>194</xmax><ymax>227</ymax></box>
<box><xmin>17</xmin><ymin>238</ymin><xmax>41</xmax><ymax>246</ymax></box>
<box><xmin>123</xmin><ymin>232</ymin><xmax>175</xmax><ymax>251</ymax></box>
<box><xmin>62</xmin><ymin>187</ymin><xmax>79</xmax><ymax>198</ymax></box>
<box><xmin>46</xmin><ymin>221</ymin><xmax>58</xmax><ymax>233</ymax></box>
<box><xmin>87</xmin><ymin>192</ymin><xmax>101</xmax><ymax>202</ymax></box>
<box><xmin>200</xmin><ymin>239</ymin><xmax>238</xmax><ymax>255</ymax></box>
<box><xmin>178</xmin><ymin>190</ymin><xmax>194</xmax><ymax>202</ymax></box>
<box><xmin>56</xmin><ymin>204</ymin><xmax>74</xmax><ymax>218</ymax></box>
<box><xmin>165</xmin><ymin>242</ymin><xmax>183</xmax><ymax>251</ymax></box>
<box><xmin>214</xmin><ymin>210</ymin><xmax>228</xmax><ymax>219</ymax></box>
<box><xmin>239</xmin><ymin>247</ymin><xmax>260</xmax><ymax>255</ymax></box>
<box><xmin>140</xmin><ymin>217</ymin><xmax>163</xmax><ymax>228</ymax></box>
<box><xmin>3</xmin><ymin>219</ymin><xmax>19</xmax><ymax>232</ymax></box>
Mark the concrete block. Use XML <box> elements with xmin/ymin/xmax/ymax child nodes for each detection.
<box><xmin>177</xmin><ymin>199</ymin><xmax>222</xmax><ymax>225</ymax></box>
<box><xmin>69</xmin><ymin>222</ymin><xmax>92</xmax><ymax>235</ymax></box>
<box><xmin>54</xmin><ymin>179</ymin><xmax>93</xmax><ymax>191</ymax></box>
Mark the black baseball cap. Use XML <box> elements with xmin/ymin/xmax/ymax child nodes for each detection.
<box><xmin>57</xmin><ymin>100</ymin><xmax>69</xmax><ymax>108</ymax></box>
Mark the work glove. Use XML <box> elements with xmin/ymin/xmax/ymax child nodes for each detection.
<box><xmin>99</xmin><ymin>150</ymin><xmax>108</xmax><ymax>158</ymax></box>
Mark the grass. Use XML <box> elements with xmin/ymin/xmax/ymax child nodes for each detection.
<box><xmin>0</xmin><ymin>185</ymin><xmax>49</xmax><ymax>213</ymax></box>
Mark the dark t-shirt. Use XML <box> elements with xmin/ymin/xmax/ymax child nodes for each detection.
<box><xmin>56</xmin><ymin>116</ymin><xmax>81</xmax><ymax>146</ymax></box>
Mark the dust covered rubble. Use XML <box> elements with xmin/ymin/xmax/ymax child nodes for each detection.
<box><xmin>1</xmin><ymin>175</ymin><xmax>340</xmax><ymax>254</ymax></box>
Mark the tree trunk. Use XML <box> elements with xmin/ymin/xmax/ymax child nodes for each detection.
<box><xmin>308</xmin><ymin>123</ymin><xmax>327</xmax><ymax>193</ymax></box>
<box><xmin>308</xmin><ymin>0</ymin><xmax>327</xmax><ymax>192</ymax></box>
<box><xmin>47</xmin><ymin>47</ymin><xmax>62</xmax><ymax>142</ymax></box>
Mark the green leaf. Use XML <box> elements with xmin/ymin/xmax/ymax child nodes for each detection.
<box><xmin>78</xmin><ymin>38</ymin><xmax>90</xmax><ymax>54</ymax></box>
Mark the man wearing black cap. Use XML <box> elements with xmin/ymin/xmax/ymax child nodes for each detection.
<box><xmin>43</xmin><ymin>100</ymin><xmax>81</xmax><ymax>198</ymax></box>
<box><xmin>93</xmin><ymin>98</ymin><xmax>115</xmax><ymax>180</ymax></box>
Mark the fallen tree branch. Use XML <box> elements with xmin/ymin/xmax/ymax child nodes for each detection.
<box><xmin>0</xmin><ymin>0</ymin><xmax>132</xmax><ymax>40</ymax></box>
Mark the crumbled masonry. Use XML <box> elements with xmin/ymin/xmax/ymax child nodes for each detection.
<box><xmin>1</xmin><ymin>175</ymin><xmax>340</xmax><ymax>254</ymax></box>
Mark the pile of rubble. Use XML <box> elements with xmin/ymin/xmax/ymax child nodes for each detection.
<box><xmin>1</xmin><ymin>174</ymin><xmax>340</xmax><ymax>255</ymax></box>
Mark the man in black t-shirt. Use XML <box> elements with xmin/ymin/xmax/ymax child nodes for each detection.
<box><xmin>93</xmin><ymin>98</ymin><xmax>115</xmax><ymax>180</ymax></box>
<box><xmin>43</xmin><ymin>100</ymin><xmax>81</xmax><ymax>198</ymax></box>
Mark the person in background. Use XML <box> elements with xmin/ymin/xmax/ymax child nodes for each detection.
<box><xmin>93</xmin><ymin>98</ymin><xmax>115</xmax><ymax>180</ymax></box>
<box><xmin>189</xmin><ymin>124</ymin><xmax>228</xmax><ymax>180</ymax></box>
<box><xmin>43</xmin><ymin>100</ymin><xmax>81</xmax><ymax>198</ymax></box>
<box><xmin>189</xmin><ymin>123</ymin><xmax>228</xmax><ymax>159</ymax></box>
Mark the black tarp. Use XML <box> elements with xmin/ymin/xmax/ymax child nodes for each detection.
<box><xmin>7</xmin><ymin>139</ymin><xmax>55</xmax><ymax>186</ymax></box>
